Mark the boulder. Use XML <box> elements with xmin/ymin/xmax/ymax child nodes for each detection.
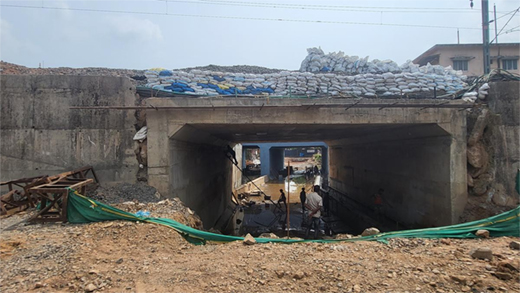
<box><xmin>475</xmin><ymin>229</ymin><xmax>490</xmax><ymax>238</ymax></box>
<box><xmin>361</xmin><ymin>227</ymin><xmax>380</xmax><ymax>237</ymax></box>
<box><xmin>470</xmin><ymin>247</ymin><xmax>493</xmax><ymax>260</ymax></box>
<box><xmin>467</xmin><ymin>109</ymin><xmax>489</xmax><ymax>146</ymax></box>
<box><xmin>472</xmin><ymin>174</ymin><xmax>493</xmax><ymax>196</ymax></box>
<box><xmin>491</xmin><ymin>184</ymin><xmax>509</xmax><ymax>206</ymax></box>
<box><xmin>467</xmin><ymin>143</ymin><xmax>489</xmax><ymax>169</ymax></box>
<box><xmin>243</xmin><ymin>233</ymin><xmax>256</xmax><ymax>245</ymax></box>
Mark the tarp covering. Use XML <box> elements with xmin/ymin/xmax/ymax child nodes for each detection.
<box><xmin>67</xmin><ymin>189</ymin><xmax>520</xmax><ymax>245</ymax></box>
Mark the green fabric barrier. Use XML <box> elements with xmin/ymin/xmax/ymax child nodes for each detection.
<box><xmin>66</xmin><ymin>189</ymin><xmax>520</xmax><ymax>245</ymax></box>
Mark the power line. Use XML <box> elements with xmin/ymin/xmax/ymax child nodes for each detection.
<box><xmin>491</xmin><ymin>6</ymin><xmax>520</xmax><ymax>42</ymax></box>
<box><xmin>0</xmin><ymin>4</ymin><xmax>482</xmax><ymax>30</ymax></box>
<box><xmin>159</xmin><ymin>0</ymin><xmax>487</xmax><ymax>13</ymax></box>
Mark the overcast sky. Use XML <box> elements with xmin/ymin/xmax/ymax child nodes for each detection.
<box><xmin>1</xmin><ymin>0</ymin><xmax>519</xmax><ymax>70</ymax></box>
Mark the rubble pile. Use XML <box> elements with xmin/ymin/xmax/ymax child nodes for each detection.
<box><xmin>0</xmin><ymin>61</ymin><xmax>144</xmax><ymax>78</ymax></box>
<box><xmin>88</xmin><ymin>182</ymin><xmax>160</xmax><ymax>204</ymax></box>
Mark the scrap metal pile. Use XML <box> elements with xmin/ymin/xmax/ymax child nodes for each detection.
<box><xmin>0</xmin><ymin>166</ymin><xmax>98</xmax><ymax>222</ymax></box>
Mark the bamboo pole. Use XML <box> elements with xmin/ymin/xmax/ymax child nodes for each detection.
<box><xmin>287</xmin><ymin>161</ymin><xmax>290</xmax><ymax>238</ymax></box>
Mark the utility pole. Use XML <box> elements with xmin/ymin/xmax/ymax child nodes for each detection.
<box><xmin>482</xmin><ymin>0</ymin><xmax>491</xmax><ymax>74</ymax></box>
<box><xmin>494</xmin><ymin>4</ymin><xmax>500</xmax><ymax>70</ymax></box>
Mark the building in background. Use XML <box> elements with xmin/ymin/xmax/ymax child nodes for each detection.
<box><xmin>413</xmin><ymin>43</ymin><xmax>519</xmax><ymax>77</ymax></box>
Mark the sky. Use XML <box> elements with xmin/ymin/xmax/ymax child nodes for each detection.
<box><xmin>1</xmin><ymin>0</ymin><xmax>519</xmax><ymax>70</ymax></box>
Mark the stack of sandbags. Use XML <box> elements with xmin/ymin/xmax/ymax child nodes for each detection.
<box><xmin>299</xmin><ymin>47</ymin><xmax>464</xmax><ymax>78</ymax></box>
<box><xmin>143</xmin><ymin>67</ymin><xmax>466</xmax><ymax>98</ymax></box>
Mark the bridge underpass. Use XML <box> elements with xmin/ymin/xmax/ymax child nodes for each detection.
<box><xmin>146</xmin><ymin>97</ymin><xmax>467</xmax><ymax>233</ymax></box>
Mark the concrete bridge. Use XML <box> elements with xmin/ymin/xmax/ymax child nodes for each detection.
<box><xmin>145</xmin><ymin>97</ymin><xmax>468</xmax><ymax>229</ymax></box>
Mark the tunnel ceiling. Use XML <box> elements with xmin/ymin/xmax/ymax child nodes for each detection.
<box><xmin>186</xmin><ymin>123</ymin><xmax>448</xmax><ymax>143</ymax></box>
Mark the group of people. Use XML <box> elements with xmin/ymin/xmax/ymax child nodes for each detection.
<box><xmin>277</xmin><ymin>185</ymin><xmax>324</xmax><ymax>239</ymax></box>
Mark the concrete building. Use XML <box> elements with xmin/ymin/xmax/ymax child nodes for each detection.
<box><xmin>413</xmin><ymin>43</ymin><xmax>520</xmax><ymax>76</ymax></box>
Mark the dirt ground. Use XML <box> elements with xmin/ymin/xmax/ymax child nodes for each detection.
<box><xmin>1</xmin><ymin>206</ymin><xmax>519</xmax><ymax>293</ymax></box>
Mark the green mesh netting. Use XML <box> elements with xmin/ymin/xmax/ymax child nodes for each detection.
<box><xmin>67</xmin><ymin>189</ymin><xmax>520</xmax><ymax>245</ymax></box>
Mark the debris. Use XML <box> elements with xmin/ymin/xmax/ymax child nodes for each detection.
<box><xmin>361</xmin><ymin>227</ymin><xmax>380</xmax><ymax>237</ymax></box>
<box><xmin>475</xmin><ymin>229</ymin><xmax>490</xmax><ymax>238</ymax></box>
<box><xmin>293</xmin><ymin>271</ymin><xmax>305</xmax><ymax>280</ymax></box>
<box><xmin>243</xmin><ymin>234</ymin><xmax>256</xmax><ymax>245</ymax></box>
<box><xmin>491</xmin><ymin>272</ymin><xmax>512</xmax><ymax>280</ymax></box>
<box><xmin>85</xmin><ymin>283</ymin><xmax>97</xmax><ymax>292</ymax></box>
<box><xmin>115</xmin><ymin>258</ymin><xmax>124</xmax><ymax>264</ymax></box>
<box><xmin>509</xmin><ymin>241</ymin><xmax>520</xmax><ymax>250</ymax></box>
<box><xmin>34</xmin><ymin>282</ymin><xmax>44</xmax><ymax>288</ymax></box>
<box><xmin>470</xmin><ymin>247</ymin><xmax>493</xmax><ymax>260</ymax></box>
<box><xmin>133</xmin><ymin>126</ymin><xmax>148</xmax><ymax>141</ymax></box>
<box><xmin>440</xmin><ymin>239</ymin><xmax>451</xmax><ymax>245</ymax></box>
<box><xmin>135</xmin><ymin>210</ymin><xmax>151</xmax><ymax>217</ymax></box>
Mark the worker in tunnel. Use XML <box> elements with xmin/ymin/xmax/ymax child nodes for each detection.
<box><xmin>277</xmin><ymin>189</ymin><xmax>287</xmax><ymax>213</ymax></box>
<box><xmin>300</xmin><ymin>187</ymin><xmax>306</xmax><ymax>213</ymax></box>
<box><xmin>372</xmin><ymin>188</ymin><xmax>385</xmax><ymax>218</ymax></box>
<box><xmin>305</xmin><ymin>185</ymin><xmax>323</xmax><ymax>239</ymax></box>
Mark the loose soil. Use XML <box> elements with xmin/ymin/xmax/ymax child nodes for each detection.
<box><xmin>1</xmin><ymin>208</ymin><xmax>518</xmax><ymax>293</ymax></box>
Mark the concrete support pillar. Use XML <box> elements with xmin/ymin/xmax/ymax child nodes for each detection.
<box><xmin>269</xmin><ymin>148</ymin><xmax>285</xmax><ymax>179</ymax></box>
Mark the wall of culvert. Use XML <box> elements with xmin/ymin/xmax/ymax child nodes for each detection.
<box><xmin>0</xmin><ymin>75</ymin><xmax>140</xmax><ymax>184</ymax></box>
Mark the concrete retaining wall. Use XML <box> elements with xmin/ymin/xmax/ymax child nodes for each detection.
<box><xmin>0</xmin><ymin>75</ymin><xmax>139</xmax><ymax>183</ymax></box>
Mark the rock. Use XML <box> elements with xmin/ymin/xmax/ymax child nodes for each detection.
<box><xmin>450</xmin><ymin>275</ymin><xmax>466</xmax><ymax>284</ymax></box>
<box><xmin>243</xmin><ymin>234</ymin><xmax>256</xmax><ymax>245</ymax></box>
<box><xmin>361</xmin><ymin>227</ymin><xmax>380</xmax><ymax>237</ymax></box>
<box><xmin>470</xmin><ymin>247</ymin><xmax>493</xmax><ymax>260</ymax></box>
<box><xmin>432</xmin><ymin>269</ymin><xmax>440</xmax><ymax>274</ymax></box>
<box><xmin>509</xmin><ymin>241</ymin><xmax>520</xmax><ymax>250</ymax></box>
<box><xmin>491</xmin><ymin>272</ymin><xmax>512</xmax><ymax>280</ymax></box>
<box><xmin>467</xmin><ymin>108</ymin><xmax>489</xmax><ymax>146</ymax></box>
<box><xmin>88</xmin><ymin>269</ymin><xmax>99</xmax><ymax>275</ymax></box>
<box><xmin>34</xmin><ymin>282</ymin><xmax>44</xmax><ymax>289</ymax></box>
<box><xmin>334</xmin><ymin>233</ymin><xmax>353</xmax><ymax>239</ymax></box>
<box><xmin>491</xmin><ymin>184</ymin><xmax>509</xmax><ymax>206</ymax></box>
<box><xmin>475</xmin><ymin>229</ymin><xmax>490</xmax><ymax>238</ymax></box>
<box><xmin>115</xmin><ymin>258</ymin><xmax>123</xmax><ymax>264</ymax></box>
<box><xmin>467</xmin><ymin>174</ymin><xmax>474</xmax><ymax>187</ymax></box>
<box><xmin>293</xmin><ymin>271</ymin><xmax>305</xmax><ymax>280</ymax></box>
<box><xmin>275</xmin><ymin>270</ymin><xmax>285</xmax><ymax>278</ymax></box>
<box><xmin>85</xmin><ymin>283</ymin><xmax>97</xmax><ymax>292</ymax></box>
<box><xmin>353</xmin><ymin>284</ymin><xmax>361</xmax><ymax>292</ymax></box>
<box><xmin>498</xmin><ymin>260</ymin><xmax>520</xmax><ymax>272</ymax></box>
<box><xmin>472</xmin><ymin>173</ymin><xmax>493</xmax><ymax>196</ymax></box>
<box><xmin>467</xmin><ymin>143</ymin><xmax>489</xmax><ymax>169</ymax></box>
<box><xmin>461</xmin><ymin>285</ymin><xmax>471</xmax><ymax>292</ymax></box>
<box><xmin>440</xmin><ymin>239</ymin><xmax>451</xmax><ymax>245</ymax></box>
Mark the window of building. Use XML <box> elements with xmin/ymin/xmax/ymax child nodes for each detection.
<box><xmin>453</xmin><ymin>60</ymin><xmax>468</xmax><ymax>71</ymax></box>
<box><xmin>502</xmin><ymin>59</ymin><xmax>518</xmax><ymax>70</ymax></box>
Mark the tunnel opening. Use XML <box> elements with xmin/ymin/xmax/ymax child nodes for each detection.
<box><xmin>166</xmin><ymin>122</ymin><xmax>458</xmax><ymax>237</ymax></box>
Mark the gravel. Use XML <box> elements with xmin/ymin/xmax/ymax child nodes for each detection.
<box><xmin>88</xmin><ymin>182</ymin><xmax>161</xmax><ymax>204</ymax></box>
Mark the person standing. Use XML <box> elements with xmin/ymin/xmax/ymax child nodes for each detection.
<box><xmin>305</xmin><ymin>185</ymin><xmax>323</xmax><ymax>239</ymax></box>
<box><xmin>278</xmin><ymin>189</ymin><xmax>287</xmax><ymax>212</ymax></box>
<box><xmin>299</xmin><ymin>187</ymin><xmax>306</xmax><ymax>213</ymax></box>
